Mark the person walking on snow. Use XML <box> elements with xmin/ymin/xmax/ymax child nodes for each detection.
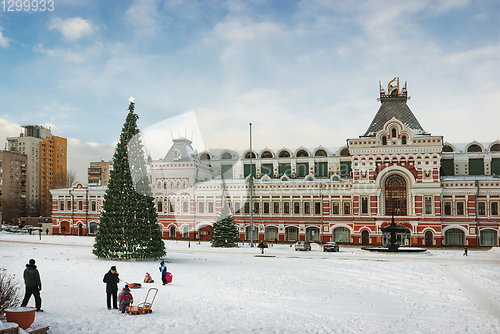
<box><xmin>463</xmin><ymin>247</ymin><xmax>468</xmax><ymax>256</ymax></box>
<box><xmin>21</xmin><ymin>259</ymin><xmax>43</xmax><ymax>312</ymax></box>
<box><xmin>120</xmin><ymin>285</ymin><xmax>133</xmax><ymax>314</ymax></box>
<box><xmin>103</xmin><ymin>266</ymin><xmax>119</xmax><ymax>309</ymax></box>
<box><xmin>159</xmin><ymin>261</ymin><xmax>168</xmax><ymax>285</ymax></box>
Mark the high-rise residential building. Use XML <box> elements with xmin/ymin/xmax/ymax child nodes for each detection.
<box><xmin>0</xmin><ymin>150</ymin><xmax>27</xmax><ymax>223</ymax></box>
<box><xmin>88</xmin><ymin>160</ymin><xmax>113</xmax><ymax>186</ymax></box>
<box><xmin>7</xmin><ymin>125</ymin><xmax>67</xmax><ymax>216</ymax></box>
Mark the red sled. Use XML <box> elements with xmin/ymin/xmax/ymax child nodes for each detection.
<box><xmin>166</xmin><ymin>272</ymin><xmax>173</xmax><ymax>284</ymax></box>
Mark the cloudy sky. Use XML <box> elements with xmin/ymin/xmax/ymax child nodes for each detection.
<box><xmin>0</xmin><ymin>0</ymin><xmax>499</xmax><ymax>183</ymax></box>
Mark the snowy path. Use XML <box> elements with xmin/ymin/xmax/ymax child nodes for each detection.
<box><xmin>1</xmin><ymin>234</ymin><xmax>499</xmax><ymax>334</ymax></box>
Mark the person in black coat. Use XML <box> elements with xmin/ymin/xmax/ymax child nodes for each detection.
<box><xmin>103</xmin><ymin>266</ymin><xmax>119</xmax><ymax>310</ymax></box>
<box><xmin>21</xmin><ymin>259</ymin><xmax>42</xmax><ymax>312</ymax></box>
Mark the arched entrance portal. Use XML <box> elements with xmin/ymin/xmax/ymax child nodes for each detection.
<box><xmin>385</xmin><ymin>174</ymin><xmax>407</xmax><ymax>215</ymax></box>
<box><xmin>333</xmin><ymin>227</ymin><xmax>350</xmax><ymax>243</ymax></box>
<box><xmin>285</xmin><ymin>227</ymin><xmax>299</xmax><ymax>242</ymax></box>
<box><xmin>169</xmin><ymin>226</ymin><xmax>176</xmax><ymax>238</ymax></box>
<box><xmin>265</xmin><ymin>226</ymin><xmax>278</xmax><ymax>241</ymax></box>
<box><xmin>245</xmin><ymin>226</ymin><xmax>259</xmax><ymax>242</ymax></box>
<box><xmin>182</xmin><ymin>226</ymin><xmax>190</xmax><ymax>238</ymax></box>
<box><xmin>78</xmin><ymin>224</ymin><xmax>83</xmax><ymax>236</ymax></box>
<box><xmin>361</xmin><ymin>230</ymin><xmax>370</xmax><ymax>245</ymax></box>
<box><xmin>480</xmin><ymin>230</ymin><xmax>498</xmax><ymax>246</ymax></box>
<box><xmin>61</xmin><ymin>221</ymin><xmax>70</xmax><ymax>234</ymax></box>
<box><xmin>445</xmin><ymin>228</ymin><xmax>465</xmax><ymax>246</ymax></box>
<box><xmin>198</xmin><ymin>225</ymin><xmax>213</xmax><ymax>241</ymax></box>
<box><xmin>306</xmin><ymin>227</ymin><xmax>320</xmax><ymax>242</ymax></box>
<box><xmin>425</xmin><ymin>231</ymin><xmax>434</xmax><ymax>247</ymax></box>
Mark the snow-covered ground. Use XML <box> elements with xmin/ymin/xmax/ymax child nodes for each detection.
<box><xmin>1</xmin><ymin>232</ymin><xmax>499</xmax><ymax>334</ymax></box>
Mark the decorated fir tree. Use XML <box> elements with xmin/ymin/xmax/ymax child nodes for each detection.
<box><xmin>211</xmin><ymin>200</ymin><xmax>239</xmax><ymax>248</ymax></box>
<box><xmin>93</xmin><ymin>97</ymin><xmax>165</xmax><ymax>260</ymax></box>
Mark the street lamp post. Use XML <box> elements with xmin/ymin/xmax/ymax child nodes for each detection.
<box><xmin>249</xmin><ymin>123</ymin><xmax>254</xmax><ymax>247</ymax></box>
<box><xmin>38</xmin><ymin>216</ymin><xmax>42</xmax><ymax>241</ymax></box>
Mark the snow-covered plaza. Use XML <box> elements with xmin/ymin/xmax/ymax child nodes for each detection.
<box><xmin>1</xmin><ymin>233</ymin><xmax>499</xmax><ymax>333</ymax></box>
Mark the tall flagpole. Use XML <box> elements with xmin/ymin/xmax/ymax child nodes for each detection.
<box><xmin>249</xmin><ymin>123</ymin><xmax>254</xmax><ymax>247</ymax></box>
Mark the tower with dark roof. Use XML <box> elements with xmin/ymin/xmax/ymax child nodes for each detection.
<box><xmin>363</xmin><ymin>79</ymin><xmax>428</xmax><ymax>137</ymax></box>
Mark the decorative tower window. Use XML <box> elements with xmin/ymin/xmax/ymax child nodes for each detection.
<box><xmin>361</xmin><ymin>196</ymin><xmax>369</xmax><ymax>214</ymax></box>
<box><xmin>382</xmin><ymin>136</ymin><xmax>387</xmax><ymax>145</ymax></box>
<box><xmin>384</xmin><ymin>175</ymin><xmax>407</xmax><ymax>215</ymax></box>
<box><xmin>424</xmin><ymin>196</ymin><xmax>433</xmax><ymax>215</ymax></box>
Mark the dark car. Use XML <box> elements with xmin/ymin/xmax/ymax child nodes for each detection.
<box><xmin>323</xmin><ymin>242</ymin><xmax>339</xmax><ymax>252</ymax></box>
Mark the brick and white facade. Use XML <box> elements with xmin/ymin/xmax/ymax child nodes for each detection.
<box><xmin>50</xmin><ymin>82</ymin><xmax>500</xmax><ymax>247</ymax></box>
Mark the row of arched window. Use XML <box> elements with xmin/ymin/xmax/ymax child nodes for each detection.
<box><xmin>200</xmin><ymin>147</ymin><xmax>350</xmax><ymax>160</ymax></box>
<box><xmin>443</xmin><ymin>142</ymin><xmax>500</xmax><ymax>153</ymax></box>
<box><xmin>156</xmin><ymin>179</ymin><xmax>188</xmax><ymax>189</ymax></box>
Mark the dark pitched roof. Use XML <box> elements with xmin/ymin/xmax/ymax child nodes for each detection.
<box><xmin>363</xmin><ymin>97</ymin><xmax>426</xmax><ymax>137</ymax></box>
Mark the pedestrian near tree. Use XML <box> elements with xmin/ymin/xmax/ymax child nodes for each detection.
<box><xmin>21</xmin><ymin>259</ymin><xmax>43</xmax><ymax>312</ymax></box>
<box><xmin>159</xmin><ymin>261</ymin><xmax>168</xmax><ymax>285</ymax></box>
<box><xmin>463</xmin><ymin>247</ymin><xmax>468</xmax><ymax>256</ymax></box>
<box><xmin>103</xmin><ymin>266</ymin><xmax>119</xmax><ymax>309</ymax></box>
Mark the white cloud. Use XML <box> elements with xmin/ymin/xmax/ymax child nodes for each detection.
<box><xmin>0</xmin><ymin>119</ymin><xmax>22</xmax><ymax>149</ymax></box>
<box><xmin>0</xmin><ymin>28</ymin><xmax>10</xmax><ymax>48</ymax></box>
<box><xmin>48</xmin><ymin>17</ymin><xmax>96</xmax><ymax>41</ymax></box>
<box><xmin>210</xmin><ymin>18</ymin><xmax>287</xmax><ymax>61</ymax></box>
<box><xmin>126</xmin><ymin>0</ymin><xmax>161</xmax><ymax>36</ymax></box>
<box><xmin>34</xmin><ymin>42</ymin><xmax>103</xmax><ymax>63</ymax></box>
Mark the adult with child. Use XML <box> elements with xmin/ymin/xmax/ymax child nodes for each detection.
<box><xmin>21</xmin><ymin>259</ymin><xmax>43</xmax><ymax>312</ymax></box>
<box><xmin>103</xmin><ymin>265</ymin><xmax>119</xmax><ymax>310</ymax></box>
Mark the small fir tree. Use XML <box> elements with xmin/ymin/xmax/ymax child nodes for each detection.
<box><xmin>211</xmin><ymin>200</ymin><xmax>239</xmax><ymax>248</ymax></box>
<box><xmin>93</xmin><ymin>97</ymin><xmax>165</xmax><ymax>259</ymax></box>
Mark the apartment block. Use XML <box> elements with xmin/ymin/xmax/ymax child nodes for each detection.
<box><xmin>0</xmin><ymin>150</ymin><xmax>27</xmax><ymax>222</ymax></box>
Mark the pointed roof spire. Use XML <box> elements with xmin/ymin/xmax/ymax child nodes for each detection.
<box><xmin>363</xmin><ymin>79</ymin><xmax>425</xmax><ymax>137</ymax></box>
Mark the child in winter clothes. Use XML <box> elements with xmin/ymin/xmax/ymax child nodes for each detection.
<box><xmin>159</xmin><ymin>261</ymin><xmax>168</xmax><ymax>285</ymax></box>
<box><xmin>119</xmin><ymin>285</ymin><xmax>133</xmax><ymax>314</ymax></box>
<box><xmin>144</xmin><ymin>272</ymin><xmax>154</xmax><ymax>283</ymax></box>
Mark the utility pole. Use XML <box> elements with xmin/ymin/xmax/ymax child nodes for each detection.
<box><xmin>249</xmin><ymin>123</ymin><xmax>254</xmax><ymax>247</ymax></box>
<box><xmin>475</xmin><ymin>180</ymin><xmax>480</xmax><ymax>247</ymax></box>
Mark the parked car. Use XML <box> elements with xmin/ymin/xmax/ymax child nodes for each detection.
<box><xmin>20</xmin><ymin>226</ymin><xmax>32</xmax><ymax>233</ymax></box>
<box><xmin>3</xmin><ymin>226</ymin><xmax>19</xmax><ymax>233</ymax></box>
<box><xmin>323</xmin><ymin>242</ymin><xmax>339</xmax><ymax>252</ymax></box>
<box><xmin>294</xmin><ymin>241</ymin><xmax>311</xmax><ymax>251</ymax></box>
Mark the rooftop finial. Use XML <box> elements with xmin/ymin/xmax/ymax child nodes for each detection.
<box><xmin>379</xmin><ymin>78</ymin><xmax>408</xmax><ymax>99</ymax></box>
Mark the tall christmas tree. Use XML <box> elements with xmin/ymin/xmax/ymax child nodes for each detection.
<box><xmin>211</xmin><ymin>199</ymin><xmax>239</xmax><ymax>248</ymax></box>
<box><xmin>93</xmin><ymin>97</ymin><xmax>165</xmax><ymax>260</ymax></box>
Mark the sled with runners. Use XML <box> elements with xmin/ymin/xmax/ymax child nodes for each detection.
<box><xmin>127</xmin><ymin>288</ymin><xmax>158</xmax><ymax>315</ymax></box>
